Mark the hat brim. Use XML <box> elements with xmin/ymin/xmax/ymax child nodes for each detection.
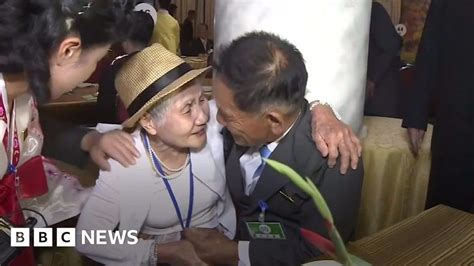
<box><xmin>122</xmin><ymin>66</ymin><xmax>211</xmax><ymax>128</ymax></box>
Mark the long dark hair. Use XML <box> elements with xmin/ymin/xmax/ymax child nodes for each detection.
<box><xmin>0</xmin><ymin>0</ymin><xmax>135</xmax><ymax>103</ymax></box>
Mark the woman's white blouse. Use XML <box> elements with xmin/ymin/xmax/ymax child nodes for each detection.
<box><xmin>76</xmin><ymin>100</ymin><xmax>235</xmax><ymax>266</ymax></box>
<box><xmin>142</xmin><ymin>163</ymin><xmax>220</xmax><ymax>235</ymax></box>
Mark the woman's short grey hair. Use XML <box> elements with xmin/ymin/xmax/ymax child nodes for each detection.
<box><xmin>146</xmin><ymin>80</ymin><xmax>199</xmax><ymax>126</ymax></box>
<box><xmin>148</xmin><ymin>96</ymin><xmax>175</xmax><ymax>127</ymax></box>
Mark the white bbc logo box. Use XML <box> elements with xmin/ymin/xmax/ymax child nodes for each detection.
<box><xmin>11</xmin><ymin>228</ymin><xmax>75</xmax><ymax>247</ymax></box>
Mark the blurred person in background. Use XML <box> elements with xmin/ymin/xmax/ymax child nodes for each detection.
<box><xmin>365</xmin><ymin>2</ymin><xmax>403</xmax><ymax>118</ymax></box>
<box><xmin>96</xmin><ymin>11</ymin><xmax>155</xmax><ymax>124</ymax></box>
<box><xmin>150</xmin><ymin>0</ymin><xmax>180</xmax><ymax>54</ymax></box>
<box><xmin>182</xmin><ymin>23</ymin><xmax>214</xmax><ymax>56</ymax></box>
<box><xmin>168</xmin><ymin>3</ymin><xmax>177</xmax><ymax>17</ymax></box>
<box><xmin>402</xmin><ymin>0</ymin><xmax>474</xmax><ymax>212</ymax></box>
<box><xmin>181</xmin><ymin>10</ymin><xmax>196</xmax><ymax>52</ymax></box>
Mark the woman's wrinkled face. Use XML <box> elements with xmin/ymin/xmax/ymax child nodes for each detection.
<box><xmin>148</xmin><ymin>84</ymin><xmax>210</xmax><ymax>150</ymax></box>
<box><xmin>49</xmin><ymin>42</ymin><xmax>110</xmax><ymax>99</ymax></box>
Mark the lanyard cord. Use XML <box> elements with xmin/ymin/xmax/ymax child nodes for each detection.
<box><xmin>141</xmin><ymin>130</ymin><xmax>194</xmax><ymax>229</ymax></box>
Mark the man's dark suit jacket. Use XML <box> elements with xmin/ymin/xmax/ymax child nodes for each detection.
<box><xmin>225</xmin><ymin>102</ymin><xmax>363</xmax><ymax>265</ymax></box>
<box><xmin>180</xmin><ymin>18</ymin><xmax>193</xmax><ymax>48</ymax></box>
<box><xmin>181</xmin><ymin>38</ymin><xmax>213</xmax><ymax>56</ymax></box>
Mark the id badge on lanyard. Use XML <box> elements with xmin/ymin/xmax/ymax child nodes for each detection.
<box><xmin>245</xmin><ymin>200</ymin><xmax>286</xmax><ymax>240</ymax></box>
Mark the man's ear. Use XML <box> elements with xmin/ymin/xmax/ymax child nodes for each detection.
<box><xmin>265</xmin><ymin>110</ymin><xmax>286</xmax><ymax>137</ymax></box>
<box><xmin>53</xmin><ymin>36</ymin><xmax>82</xmax><ymax>66</ymax></box>
<box><xmin>139</xmin><ymin>113</ymin><xmax>158</xmax><ymax>135</ymax></box>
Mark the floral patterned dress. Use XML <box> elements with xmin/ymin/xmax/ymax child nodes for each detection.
<box><xmin>0</xmin><ymin>73</ymin><xmax>91</xmax><ymax>227</ymax></box>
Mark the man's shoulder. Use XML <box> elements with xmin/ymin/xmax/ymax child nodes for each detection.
<box><xmin>288</xmin><ymin>113</ymin><xmax>363</xmax><ymax>180</ymax></box>
<box><xmin>290</xmin><ymin>135</ymin><xmax>326</xmax><ymax>172</ymax></box>
<box><xmin>184</xmin><ymin>18</ymin><xmax>192</xmax><ymax>26</ymax></box>
<box><xmin>284</xmin><ymin>106</ymin><xmax>324</xmax><ymax>159</ymax></box>
<box><xmin>167</xmin><ymin>14</ymin><xmax>179</xmax><ymax>25</ymax></box>
<box><xmin>274</xmin><ymin>107</ymin><xmax>330</xmax><ymax>177</ymax></box>
<box><xmin>157</xmin><ymin>13</ymin><xmax>177</xmax><ymax>23</ymax></box>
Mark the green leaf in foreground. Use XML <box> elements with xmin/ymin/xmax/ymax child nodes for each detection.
<box><xmin>264</xmin><ymin>158</ymin><xmax>371</xmax><ymax>266</ymax></box>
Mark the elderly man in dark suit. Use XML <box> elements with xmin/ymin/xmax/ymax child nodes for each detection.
<box><xmin>184</xmin><ymin>32</ymin><xmax>363</xmax><ymax>265</ymax></box>
<box><xmin>182</xmin><ymin>23</ymin><xmax>213</xmax><ymax>56</ymax></box>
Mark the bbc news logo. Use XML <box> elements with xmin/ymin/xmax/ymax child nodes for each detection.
<box><xmin>10</xmin><ymin>228</ymin><xmax>138</xmax><ymax>247</ymax></box>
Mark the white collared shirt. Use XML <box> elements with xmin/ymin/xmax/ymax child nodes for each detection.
<box><xmin>239</xmin><ymin>142</ymin><xmax>278</xmax><ymax>196</ymax></box>
<box><xmin>200</xmin><ymin>38</ymin><xmax>208</xmax><ymax>51</ymax></box>
<box><xmin>239</xmin><ymin>113</ymin><xmax>299</xmax><ymax>196</ymax></box>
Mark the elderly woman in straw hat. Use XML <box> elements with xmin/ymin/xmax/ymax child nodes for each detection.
<box><xmin>76</xmin><ymin>44</ymin><xmax>235</xmax><ymax>266</ymax></box>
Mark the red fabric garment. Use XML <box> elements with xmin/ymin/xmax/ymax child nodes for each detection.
<box><xmin>0</xmin><ymin>95</ymin><xmax>36</xmax><ymax>265</ymax></box>
<box><xmin>0</xmin><ymin>173</ymin><xmax>36</xmax><ymax>266</ymax></box>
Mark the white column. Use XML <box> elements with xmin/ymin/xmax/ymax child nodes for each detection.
<box><xmin>214</xmin><ymin>0</ymin><xmax>371</xmax><ymax>133</ymax></box>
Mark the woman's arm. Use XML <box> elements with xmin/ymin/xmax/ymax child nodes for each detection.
<box><xmin>40</xmin><ymin>114</ymin><xmax>140</xmax><ymax>171</ymax></box>
<box><xmin>75</xmin><ymin>161</ymin><xmax>154</xmax><ymax>265</ymax></box>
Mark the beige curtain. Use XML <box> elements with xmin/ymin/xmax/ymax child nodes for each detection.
<box><xmin>202</xmin><ymin>0</ymin><xmax>215</xmax><ymax>37</ymax></box>
<box><xmin>171</xmin><ymin>0</ymin><xmax>196</xmax><ymax>25</ymax></box>
<box><xmin>375</xmin><ymin>0</ymin><xmax>402</xmax><ymax>24</ymax></box>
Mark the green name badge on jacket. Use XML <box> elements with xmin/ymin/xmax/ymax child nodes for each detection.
<box><xmin>246</xmin><ymin>222</ymin><xmax>286</xmax><ymax>240</ymax></box>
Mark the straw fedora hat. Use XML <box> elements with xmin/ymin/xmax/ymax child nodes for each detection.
<box><xmin>115</xmin><ymin>43</ymin><xmax>210</xmax><ymax>128</ymax></box>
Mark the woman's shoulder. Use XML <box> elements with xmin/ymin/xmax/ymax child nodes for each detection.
<box><xmin>98</xmin><ymin>130</ymin><xmax>149</xmax><ymax>182</ymax></box>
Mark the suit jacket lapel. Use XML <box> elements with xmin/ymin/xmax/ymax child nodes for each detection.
<box><xmin>245</xmin><ymin>102</ymin><xmax>311</xmax><ymax>214</ymax></box>
<box><xmin>225</xmin><ymin>143</ymin><xmax>247</xmax><ymax>203</ymax></box>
